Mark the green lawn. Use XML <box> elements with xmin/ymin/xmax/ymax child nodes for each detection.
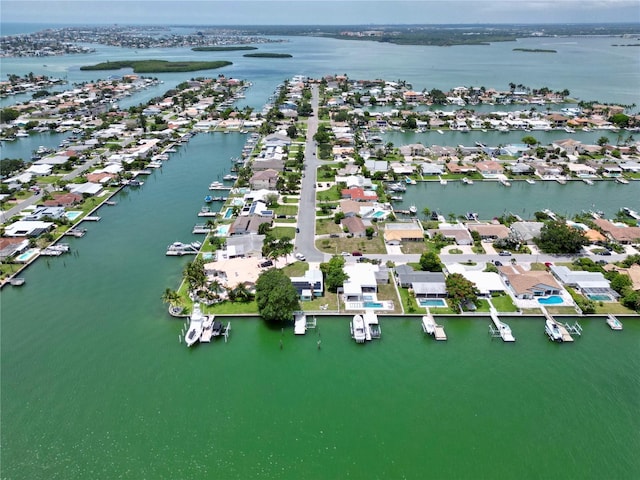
<box><xmin>273</xmin><ymin>204</ymin><xmax>298</xmax><ymax>216</ymax></box>
<box><xmin>281</xmin><ymin>261</ymin><xmax>308</xmax><ymax>277</ymax></box>
<box><xmin>316</xmin><ymin>218</ymin><xmax>342</xmax><ymax>235</ymax></box>
<box><xmin>490</xmin><ymin>294</ymin><xmax>519</xmax><ymax>312</ymax></box>
<box><xmin>316</xmin><ymin>185</ymin><xmax>341</xmax><ymax>201</ymax></box>
<box><xmin>594</xmin><ymin>302</ymin><xmax>637</xmax><ymax>315</ymax></box>
<box><xmin>316</xmin><ymin>235</ymin><xmax>386</xmax><ymax>255</ymax></box>
<box><xmin>271</xmin><ymin>226</ymin><xmax>296</xmax><ymax>239</ymax></box>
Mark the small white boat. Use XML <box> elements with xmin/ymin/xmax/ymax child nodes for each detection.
<box><xmin>185</xmin><ymin>303</ymin><xmax>205</xmax><ymax>347</ymax></box>
<box><xmin>545</xmin><ymin>319</ymin><xmax>563</xmax><ymax>342</ymax></box>
<box><xmin>500</xmin><ymin>178</ymin><xmax>511</xmax><ymax>187</ymax></box>
<box><xmin>462</xmin><ymin>177</ymin><xmax>474</xmax><ymax>185</ymax></box>
<box><xmin>564</xmin><ymin>127</ymin><xmax>576</xmax><ymax>133</ymax></box>
<box><xmin>615</xmin><ymin>177</ymin><xmax>629</xmax><ymax>184</ymax></box>
<box><xmin>583</xmin><ymin>178</ymin><xmax>594</xmax><ymax>185</ymax></box>
<box><xmin>166</xmin><ymin>241</ymin><xmax>202</xmax><ymax>256</ymax></box>
<box><xmin>409</xmin><ymin>205</ymin><xmax>417</xmax><ymax>214</ymax></box>
<box><xmin>437</xmin><ymin>129</ymin><xmax>444</xmax><ymax>135</ymax></box>
<box><xmin>350</xmin><ymin>315</ymin><xmax>366</xmax><ymax>343</ymax></box>
<box><xmin>606</xmin><ymin>314</ymin><xmax>623</xmax><ymax>331</ymax></box>
<box><xmin>526</xmin><ymin>179</ymin><xmax>536</xmax><ymax>185</ymax></box>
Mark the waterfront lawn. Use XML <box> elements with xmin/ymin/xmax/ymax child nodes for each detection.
<box><xmin>206</xmin><ymin>300</ymin><xmax>260</xmax><ymax>315</ymax></box>
<box><xmin>301</xmin><ymin>295</ymin><xmax>339</xmax><ymax>312</ymax></box>
<box><xmin>376</xmin><ymin>281</ymin><xmax>402</xmax><ymax>314</ymax></box>
<box><xmin>475</xmin><ymin>299</ymin><xmax>492</xmax><ymax>313</ymax></box>
<box><xmin>398</xmin><ymin>287</ymin><xmax>420</xmax><ymax>314</ymax></box>
<box><xmin>593</xmin><ymin>301</ymin><xmax>636</xmax><ymax>315</ymax></box>
<box><xmin>546</xmin><ymin>306</ymin><xmax>579</xmax><ymax>315</ymax></box>
<box><xmin>491</xmin><ymin>294</ymin><xmax>519</xmax><ymax>312</ymax></box>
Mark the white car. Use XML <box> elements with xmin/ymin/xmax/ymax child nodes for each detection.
<box><xmin>295</xmin><ymin>253</ymin><xmax>306</xmax><ymax>261</ymax></box>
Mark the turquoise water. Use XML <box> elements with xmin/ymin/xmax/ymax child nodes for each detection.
<box><xmin>1</xmin><ymin>33</ymin><xmax>640</xmax><ymax>479</ymax></box>
<box><xmin>363</xmin><ymin>301</ymin><xmax>383</xmax><ymax>308</ymax></box>
<box><xmin>588</xmin><ymin>294</ymin><xmax>613</xmax><ymax>302</ymax></box>
<box><xmin>15</xmin><ymin>248</ymin><xmax>38</xmax><ymax>262</ymax></box>
<box><xmin>65</xmin><ymin>211</ymin><xmax>82</xmax><ymax>221</ymax></box>
<box><xmin>537</xmin><ymin>295</ymin><xmax>564</xmax><ymax>305</ymax></box>
<box><xmin>419</xmin><ymin>298</ymin><xmax>448</xmax><ymax>308</ymax></box>
<box><xmin>223</xmin><ymin>207</ymin><xmax>233</xmax><ymax>219</ymax></box>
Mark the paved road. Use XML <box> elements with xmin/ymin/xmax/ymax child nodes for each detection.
<box><xmin>295</xmin><ymin>84</ymin><xmax>326</xmax><ymax>262</ymax></box>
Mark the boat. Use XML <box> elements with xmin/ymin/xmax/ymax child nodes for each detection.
<box><xmin>582</xmin><ymin>127</ymin><xmax>592</xmax><ymax>132</ymax></box>
<box><xmin>544</xmin><ymin>319</ymin><xmax>563</xmax><ymax>342</ymax></box>
<box><xmin>223</xmin><ymin>174</ymin><xmax>238</xmax><ymax>181</ymax></box>
<box><xmin>615</xmin><ymin>177</ymin><xmax>629</xmax><ymax>184</ymax></box>
<box><xmin>564</xmin><ymin>126</ymin><xmax>576</xmax><ymax>133</ymax></box>
<box><xmin>421</xmin><ymin>314</ymin><xmax>447</xmax><ymax>341</ymax></box>
<box><xmin>204</xmin><ymin>195</ymin><xmax>213</xmax><ymax>203</ymax></box>
<box><xmin>185</xmin><ymin>303</ymin><xmax>205</xmax><ymax>347</ymax></box>
<box><xmin>439</xmin><ymin>177</ymin><xmax>447</xmax><ymax>185</ymax></box>
<box><xmin>462</xmin><ymin>177</ymin><xmax>474</xmax><ymax>185</ymax></box>
<box><xmin>437</xmin><ymin>129</ymin><xmax>444</xmax><ymax>135</ymax></box>
<box><xmin>404</xmin><ymin>176</ymin><xmax>416</xmax><ymax>185</ymax></box>
<box><xmin>212</xmin><ymin>320</ymin><xmax>225</xmax><ymax>337</ymax></box>
<box><xmin>526</xmin><ymin>178</ymin><xmax>536</xmax><ymax>184</ymax></box>
<box><xmin>209</xmin><ymin>181</ymin><xmax>228</xmax><ymax>190</ymax></box>
<box><xmin>9</xmin><ymin>277</ymin><xmax>25</xmax><ymax>286</ymax></box>
<box><xmin>583</xmin><ymin>178</ymin><xmax>594</xmax><ymax>185</ymax></box>
<box><xmin>129</xmin><ymin>180</ymin><xmax>144</xmax><ymax>187</ymax></box>
<box><xmin>363</xmin><ymin>310</ymin><xmax>381</xmax><ymax>340</ymax></box>
<box><xmin>388</xmin><ymin>182</ymin><xmax>406</xmax><ymax>192</ymax></box>
<box><xmin>409</xmin><ymin>205</ymin><xmax>417</xmax><ymax>215</ymax></box>
<box><xmin>166</xmin><ymin>241</ymin><xmax>202</xmax><ymax>256</ymax></box>
<box><xmin>556</xmin><ymin>177</ymin><xmax>567</xmax><ymax>185</ymax></box>
<box><xmin>500</xmin><ymin>178</ymin><xmax>511</xmax><ymax>187</ymax></box>
<box><xmin>390</xmin><ymin>195</ymin><xmax>403</xmax><ymax>201</ymax></box>
<box><xmin>350</xmin><ymin>315</ymin><xmax>366</xmax><ymax>343</ymax></box>
<box><xmin>606</xmin><ymin>314</ymin><xmax>623</xmax><ymax>331</ymax></box>
<box><xmin>465</xmin><ymin>212</ymin><xmax>478</xmax><ymax>221</ymax></box>
<box><xmin>200</xmin><ymin>315</ymin><xmax>215</xmax><ymax>343</ymax></box>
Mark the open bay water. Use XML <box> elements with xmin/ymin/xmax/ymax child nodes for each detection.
<box><xmin>1</xmin><ymin>26</ymin><xmax>640</xmax><ymax>478</ymax></box>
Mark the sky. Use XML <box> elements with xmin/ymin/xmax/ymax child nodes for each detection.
<box><xmin>2</xmin><ymin>0</ymin><xmax>639</xmax><ymax>25</ymax></box>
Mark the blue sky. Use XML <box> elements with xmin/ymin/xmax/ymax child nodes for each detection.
<box><xmin>2</xmin><ymin>0</ymin><xmax>639</xmax><ymax>25</ymax></box>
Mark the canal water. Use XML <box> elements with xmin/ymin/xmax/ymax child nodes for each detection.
<box><xmin>1</xmin><ymin>29</ymin><xmax>640</xmax><ymax>479</ymax></box>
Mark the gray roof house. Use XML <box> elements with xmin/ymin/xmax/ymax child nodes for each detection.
<box><xmin>395</xmin><ymin>265</ymin><xmax>447</xmax><ymax>297</ymax></box>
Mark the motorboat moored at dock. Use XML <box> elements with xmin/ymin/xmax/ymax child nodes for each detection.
<box><xmin>421</xmin><ymin>313</ymin><xmax>447</xmax><ymax>341</ymax></box>
<box><xmin>606</xmin><ymin>314</ymin><xmax>623</xmax><ymax>331</ymax></box>
<box><xmin>185</xmin><ymin>303</ymin><xmax>205</xmax><ymax>347</ymax></box>
<box><xmin>166</xmin><ymin>241</ymin><xmax>202</xmax><ymax>256</ymax></box>
<box><xmin>350</xmin><ymin>314</ymin><xmax>366</xmax><ymax>343</ymax></box>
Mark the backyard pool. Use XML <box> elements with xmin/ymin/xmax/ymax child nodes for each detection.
<box><xmin>65</xmin><ymin>211</ymin><xmax>82</xmax><ymax>221</ymax></box>
<box><xmin>418</xmin><ymin>298</ymin><xmax>448</xmax><ymax>308</ymax></box>
<box><xmin>537</xmin><ymin>295</ymin><xmax>564</xmax><ymax>305</ymax></box>
<box><xmin>216</xmin><ymin>225</ymin><xmax>230</xmax><ymax>236</ymax></box>
<box><xmin>363</xmin><ymin>301</ymin><xmax>383</xmax><ymax>309</ymax></box>
<box><xmin>223</xmin><ymin>208</ymin><xmax>233</xmax><ymax>219</ymax></box>
<box><xmin>15</xmin><ymin>248</ymin><xmax>39</xmax><ymax>263</ymax></box>
<box><xmin>588</xmin><ymin>294</ymin><xmax>613</xmax><ymax>302</ymax></box>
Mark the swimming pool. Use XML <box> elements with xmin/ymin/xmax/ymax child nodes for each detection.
<box><xmin>223</xmin><ymin>208</ymin><xmax>233</xmax><ymax>219</ymax></box>
<box><xmin>537</xmin><ymin>295</ymin><xmax>564</xmax><ymax>305</ymax></box>
<box><xmin>371</xmin><ymin>211</ymin><xmax>387</xmax><ymax>219</ymax></box>
<box><xmin>16</xmin><ymin>248</ymin><xmax>39</xmax><ymax>263</ymax></box>
<box><xmin>216</xmin><ymin>225</ymin><xmax>230</xmax><ymax>236</ymax></box>
<box><xmin>231</xmin><ymin>198</ymin><xmax>244</xmax><ymax>207</ymax></box>
<box><xmin>418</xmin><ymin>298</ymin><xmax>448</xmax><ymax>308</ymax></box>
<box><xmin>65</xmin><ymin>211</ymin><xmax>82</xmax><ymax>221</ymax></box>
<box><xmin>363</xmin><ymin>301</ymin><xmax>383</xmax><ymax>308</ymax></box>
<box><xmin>588</xmin><ymin>294</ymin><xmax>612</xmax><ymax>302</ymax></box>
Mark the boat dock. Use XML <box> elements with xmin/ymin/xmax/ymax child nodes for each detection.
<box><xmin>83</xmin><ymin>215</ymin><xmax>101</xmax><ymax>222</ymax></box>
<box><xmin>64</xmin><ymin>228</ymin><xmax>87</xmax><ymax>237</ymax></box>
<box><xmin>542</xmin><ymin>308</ymin><xmax>573</xmax><ymax>342</ymax></box>
<box><xmin>488</xmin><ymin>309</ymin><xmax>515</xmax><ymax>342</ymax></box>
<box><xmin>363</xmin><ymin>310</ymin><xmax>381</xmax><ymax>340</ymax></box>
<box><xmin>421</xmin><ymin>312</ymin><xmax>447</xmax><ymax>341</ymax></box>
<box><xmin>192</xmin><ymin>224</ymin><xmax>213</xmax><ymax>234</ymax></box>
<box><xmin>294</xmin><ymin>311</ymin><xmax>307</xmax><ymax>335</ymax></box>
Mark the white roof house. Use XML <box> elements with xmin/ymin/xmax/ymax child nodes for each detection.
<box><xmin>5</xmin><ymin>220</ymin><xmax>53</xmax><ymax>237</ymax></box>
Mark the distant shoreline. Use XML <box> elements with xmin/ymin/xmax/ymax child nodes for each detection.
<box><xmin>513</xmin><ymin>48</ymin><xmax>557</xmax><ymax>53</ymax></box>
<box><xmin>80</xmin><ymin>60</ymin><xmax>232</xmax><ymax>73</ymax></box>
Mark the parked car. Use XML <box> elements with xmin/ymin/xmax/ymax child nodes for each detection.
<box><xmin>499</xmin><ymin>251</ymin><xmax>512</xmax><ymax>256</ymax></box>
<box><xmin>329</xmin><ymin>233</ymin><xmax>339</xmax><ymax>238</ymax></box>
<box><xmin>340</xmin><ymin>252</ymin><xmax>350</xmax><ymax>256</ymax></box>
<box><xmin>296</xmin><ymin>228</ymin><xmax>300</xmax><ymax>233</ymax></box>
<box><xmin>351</xmin><ymin>251</ymin><xmax>363</xmax><ymax>257</ymax></box>
<box><xmin>295</xmin><ymin>252</ymin><xmax>306</xmax><ymax>261</ymax></box>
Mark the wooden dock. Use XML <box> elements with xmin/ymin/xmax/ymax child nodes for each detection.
<box><xmin>294</xmin><ymin>311</ymin><xmax>307</xmax><ymax>335</ymax></box>
<box><xmin>363</xmin><ymin>310</ymin><xmax>381</xmax><ymax>340</ymax></box>
<box><xmin>489</xmin><ymin>309</ymin><xmax>515</xmax><ymax>342</ymax></box>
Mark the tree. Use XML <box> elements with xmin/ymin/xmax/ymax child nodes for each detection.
<box><xmin>534</xmin><ymin>220</ymin><xmax>588</xmax><ymax>254</ymax></box>
<box><xmin>445</xmin><ymin>273</ymin><xmax>479</xmax><ymax>309</ymax></box>
<box><xmin>522</xmin><ymin>135</ymin><xmax>538</xmax><ymax>146</ymax></box>
<box><xmin>255</xmin><ymin>269</ymin><xmax>300</xmax><ymax>323</ymax></box>
<box><xmin>320</xmin><ymin>255</ymin><xmax>348</xmax><ymax>293</ymax></box>
<box><xmin>161</xmin><ymin>288</ymin><xmax>181</xmax><ymax>307</ymax></box>
<box><xmin>183</xmin><ymin>257</ymin><xmax>206</xmax><ymax>291</ymax></box>
<box><xmin>419</xmin><ymin>251</ymin><xmax>443</xmax><ymax>272</ymax></box>
<box><xmin>286</xmin><ymin>124</ymin><xmax>298</xmax><ymax>139</ymax></box>
<box><xmin>597</xmin><ymin>136</ymin><xmax>609</xmax><ymax>147</ymax></box>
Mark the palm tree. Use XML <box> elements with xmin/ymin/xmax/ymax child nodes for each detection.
<box><xmin>232</xmin><ymin>282</ymin><xmax>253</xmax><ymax>303</ymax></box>
<box><xmin>161</xmin><ymin>288</ymin><xmax>181</xmax><ymax>307</ymax></box>
<box><xmin>422</xmin><ymin>207</ymin><xmax>431</xmax><ymax>220</ymax></box>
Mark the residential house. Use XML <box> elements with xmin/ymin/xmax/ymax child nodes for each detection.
<box><xmin>221</xmin><ymin>234</ymin><xmax>266</xmax><ymax>259</ymax></box>
<box><xmin>342</xmin><ymin>263</ymin><xmax>378</xmax><ymax>303</ymax></box>
<box><xmin>341</xmin><ymin>216</ymin><xmax>367</xmax><ymax>237</ymax></box>
<box><xmin>383</xmin><ymin>221</ymin><xmax>424</xmax><ymax>244</ymax></box>
<box><xmin>228</xmin><ymin>215</ymin><xmax>272</xmax><ymax>236</ymax></box>
<box><xmin>291</xmin><ymin>269</ymin><xmax>324</xmax><ymax>300</ymax></box>
<box><xmin>475</xmin><ymin>160</ymin><xmax>504</xmax><ymax>177</ymax></box>
<box><xmin>394</xmin><ymin>265</ymin><xmax>447</xmax><ymax>298</ymax></box>
<box><xmin>593</xmin><ymin>218</ymin><xmax>640</xmax><ymax>244</ymax></box>
<box><xmin>498</xmin><ymin>265</ymin><xmax>561</xmax><ymax>299</ymax></box>
<box><xmin>42</xmin><ymin>192</ymin><xmax>82</xmax><ymax>208</ymax></box>
<box><xmin>341</xmin><ymin>187</ymin><xmax>378</xmax><ymax>202</ymax></box>
<box><xmin>510</xmin><ymin>222</ymin><xmax>544</xmax><ymax>244</ymax></box>
<box><xmin>427</xmin><ymin>223</ymin><xmax>473</xmax><ymax>245</ymax></box>
<box><xmin>549</xmin><ymin>265</ymin><xmax>618</xmax><ymax>299</ymax></box>
<box><xmin>467</xmin><ymin>223</ymin><xmax>511</xmax><ymax>240</ymax></box>
<box><xmin>250</xmin><ymin>169</ymin><xmax>279</xmax><ymax>190</ymax></box>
